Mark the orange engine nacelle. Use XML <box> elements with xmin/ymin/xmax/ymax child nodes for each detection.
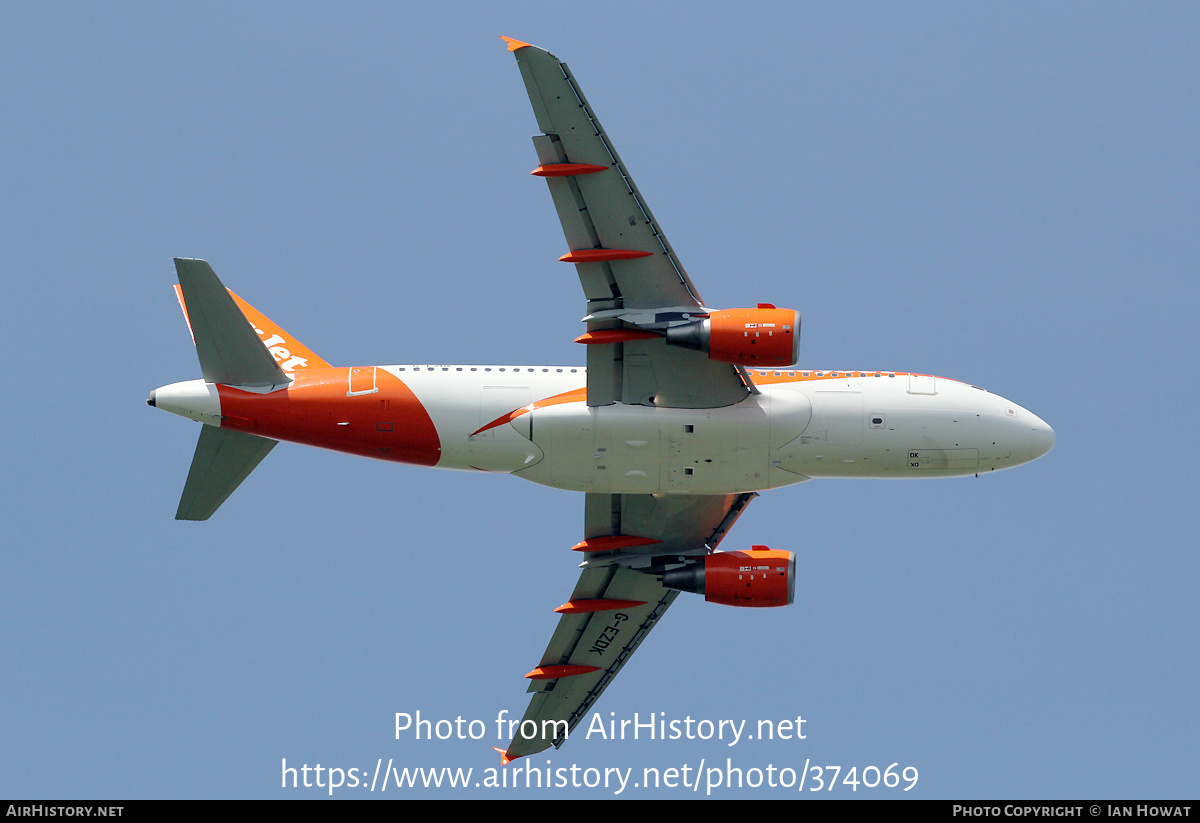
<box><xmin>665</xmin><ymin>306</ymin><xmax>800</xmax><ymax>368</ymax></box>
<box><xmin>661</xmin><ymin>548</ymin><xmax>796</xmax><ymax>607</ymax></box>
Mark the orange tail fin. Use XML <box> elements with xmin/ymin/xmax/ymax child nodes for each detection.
<box><xmin>174</xmin><ymin>284</ymin><xmax>332</xmax><ymax>372</ymax></box>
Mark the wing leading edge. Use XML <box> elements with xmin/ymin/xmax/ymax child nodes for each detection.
<box><xmin>503</xmin><ymin>37</ymin><xmax>751</xmax><ymax>409</ymax></box>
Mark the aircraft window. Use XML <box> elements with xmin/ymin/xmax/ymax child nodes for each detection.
<box><xmin>788</xmin><ymin>371</ymin><xmax>795</xmax><ymax>376</ymax></box>
<box><xmin>774</xmin><ymin>372</ymin><xmax>781</xmax><ymax>376</ymax></box>
<box><xmin>485</xmin><ymin>368</ymin><xmax>491</xmax><ymax>372</ymax></box>
<box><xmin>542</xmin><ymin>368</ymin><xmax>548</xmax><ymax>372</ymax></box>
<box><xmin>556</xmin><ymin>368</ymin><xmax>562</xmax><ymax>372</ymax></box>
<box><xmin>831</xmin><ymin>372</ymin><xmax>839</xmax><ymax>377</ymax></box>
<box><xmin>684</xmin><ymin>467</ymin><xmax>694</xmax><ymax>476</ymax></box>
<box><xmin>428</xmin><ymin>367</ymin><xmax>434</xmax><ymax>371</ymax></box>
<box><xmin>442</xmin><ymin>367</ymin><xmax>448</xmax><ymax>371</ymax></box>
<box><xmin>471</xmin><ymin>368</ymin><xmax>477</xmax><ymax>371</ymax></box>
<box><xmin>398</xmin><ymin>367</ymin><xmax>405</xmax><ymax>371</ymax></box>
<box><xmin>571</xmin><ymin>369</ymin><xmax>578</xmax><ymax>373</ymax></box>
<box><xmin>802</xmin><ymin>372</ymin><xmax>810</xmax><ymax>377</ymax></box>
<box><xmin>684</xmin><ymin>425</ymin><xmax>694</xmax><ymax>433</ymax></box>
<box><xmin>456</xmin><ymin>367</ymin><xmax>462</xmax><ymax>371</ymax></box>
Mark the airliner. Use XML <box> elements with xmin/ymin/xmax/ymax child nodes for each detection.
<box><xmin>147</xmin><ymin>37</ymin><xmax>1054</xmax><ymax>764</ymax></box>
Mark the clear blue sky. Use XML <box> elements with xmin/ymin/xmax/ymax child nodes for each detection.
<box><xmin>2</xmin><ymin>2</ymin><xmax>1197</xmax><ymax>799</ymax></box>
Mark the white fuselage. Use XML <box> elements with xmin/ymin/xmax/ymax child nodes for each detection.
<box><xmin>386</xmin><ymin>365</ymin><xmax>1055</xmax><ymax>494</ymax></box>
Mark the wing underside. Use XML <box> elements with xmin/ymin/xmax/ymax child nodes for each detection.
<box><xmin>504</xmin><ymin>491</ymin><xmax>755</xmax><ymax>759</ymax></box>
<box><xmin>506</xmin><ymin>39</ymin><xmax>750</xmax><ymax>409</ymax></box>
<box><xmin>500</xmin><ymin>39</ymin><xmax>764</xmax><ymax>762</ymax></box>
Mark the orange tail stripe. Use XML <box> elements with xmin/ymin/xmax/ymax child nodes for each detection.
<box><xmin>217</xmin><ymin>368</ymin><xmax>440</xmax><ymax>466</ymax></box>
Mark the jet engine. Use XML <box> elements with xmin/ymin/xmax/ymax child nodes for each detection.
<box><xmin>661</xmin><ymin>547</ymin><xmax>796</xmax><ymax>607</ymax></box>
<box><xmin>665</xmin><ymin>306</ymin><xmax>800</xmax><ymax>368</ymax></box>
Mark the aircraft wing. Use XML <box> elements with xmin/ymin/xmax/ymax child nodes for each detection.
<box><xmin>504</xmin><ymin>38</ymin><xmax>751</xmax><ymax>409</ymax></box>
<box><xmin>502</xmin><ymin>491</ymin><xmax>756</xmax><ymax>761</ymax></box>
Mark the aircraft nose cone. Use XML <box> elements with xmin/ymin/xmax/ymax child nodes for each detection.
<box><xmin>147</xmin><ymin>390</ymin><xmax>157</xmax><ymax>408</ymax></box>
<box><xmin>1030</xmin><ymin>416</ymin><xmax>1055</xmax><ymax>461</ymax></box>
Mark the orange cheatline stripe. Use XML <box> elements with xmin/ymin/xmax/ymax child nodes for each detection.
<box><xmin>742</xmin><ymin>370</ymin><xmax>956</xmax><ymax>386</ymax></box>
<box><xmin>469</xmin><ymin>386</ymin><xmax>587</xmax><ymax>437</ymax></box>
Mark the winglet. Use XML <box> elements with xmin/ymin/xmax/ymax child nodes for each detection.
<box><xmin>492</xmin><ymin>747</ymin><xmax>521</xmax><ymax>766</ymax></box>
<box><xmin>499</xmin><ymin>35</ymin><xmax>532</xmax><ymax>52</ymax></box>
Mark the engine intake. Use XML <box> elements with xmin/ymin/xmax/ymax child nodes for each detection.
<box><xmin>665</xmin><ymin>307</ymin><xmax>800</xmax><ymax>368</ymax></box>
<box><xmin>662</xmin><ymin>547</ymin><xmax>796</xmax><ymax>607</ymax></box>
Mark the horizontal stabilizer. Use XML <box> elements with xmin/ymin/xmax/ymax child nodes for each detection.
<box><xmin>174</xmin><ymin>258</ymin><xmax>289</xmax><ymax>388</ymax></box>
<box><xmin>176</xmin><ymin>426</ymin><xmax>277</xmax><ymax>521</ymax></box>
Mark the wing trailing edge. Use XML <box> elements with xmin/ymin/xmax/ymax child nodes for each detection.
<box><xmin>500</xmin><ymin>493</ymin><xmax>757</xmax><ymax>762</ymax></box>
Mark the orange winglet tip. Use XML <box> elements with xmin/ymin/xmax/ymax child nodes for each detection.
<box><xmin>493</xmin><ymin>747</ymin><xmax>521</xmax><ymax>765</ymax></box>
<box><xmin>555</xmin><ymin>599</ymin><xmax>648</xmax><ymax>614</ymax></box>
<box><xmin>525</xmin><ymin>665</ymin><xmax>602</xmax><ymax>680</ymax></box>
<box><xmin>559</xmin><ymin>249</ymin><xmax>654</xmax><ymax>263</ymax></box>
<box><xmin>531</xmin><ymin>163</ymin><xmax>609</xmax><ymax>177</ymax></box>
<box><xmin>500</xmin><ymin>36</ymin><xmax>532</xmax><ymax>51</ymax></box>
<box><xmin>574</xmin><ymin>329</ymin><xmax>660</xmax><ymax>345</ymax></box>
<box><xmin>571</xmin><ymin>535</ymin><xmax>662</xmax><ymax>553</ymax></box>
